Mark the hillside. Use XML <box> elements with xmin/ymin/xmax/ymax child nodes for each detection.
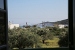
<box><xmin>54</xmin><ymin>19</ymin><xmax>68</xmax><ymax>24</ymax></box>
<box><xmin>35</xmin><ymin>19</ymin><xmax>68</xmax><ymax>28</ymax></box>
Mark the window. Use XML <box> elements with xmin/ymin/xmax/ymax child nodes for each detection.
<box><xmin>0</xmin><ymin>0</ymin><xmax>8</xmax><ymax>50</ymax></box>
<box><xmin>0</xmin><ymin>0</ymin><xmax>4</xmax><ymax>9</ymax></box>
<box><xmin>8</xmin><ymin>0</ymin><xmax>71</xmax><ymax>50</ymax></box>
<box><xmin>0</xmin><ymin>0</ymin><xmax>74</xmax><ymax>50</ymax></box>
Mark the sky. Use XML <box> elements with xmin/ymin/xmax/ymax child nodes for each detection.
<box><xmin>8</xmin><ymin>0</ymin><xmax>68</xmax><ymax>26</ymax></box>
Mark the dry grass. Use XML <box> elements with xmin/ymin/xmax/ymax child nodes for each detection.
<box><xmin>41</xmin><ymin>37</ymin><xmax>60</xmax><ymax>48</ymax></box>
<box><xmin>12</xmin><ymin>37</ymin><xmax>60</xmax><ymax>49</ymax></box>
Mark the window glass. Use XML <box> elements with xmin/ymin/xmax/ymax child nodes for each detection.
<box><xmin>0</xmin><ymin>0</ymin><xmax>4</xmax><ymax>9</ymax></box>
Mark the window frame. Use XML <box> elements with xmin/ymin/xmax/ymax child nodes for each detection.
<box><xmin>0</xmin><ymin>0</ymin><xmax>8</xmax><ymax>50</ymax></box>
<box><xmin>0</xmin><ymin>0</ymin><xmax>74</xmax><ymax>50</ymax></box>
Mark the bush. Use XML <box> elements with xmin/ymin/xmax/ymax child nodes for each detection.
<box><xmin>8</xmin><ymin>28</ymin><xmax>42</xmax><ymax>49</ymax></box>
<box><xmin>58</xmin><ymin>33</ymin><xmax>69</xmax><ymax>47</ymax></box>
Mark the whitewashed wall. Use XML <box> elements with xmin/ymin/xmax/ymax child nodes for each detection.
<box><xmin>58</xmin><ymin>24</ymin><xmax>65</xmax><ymax>28</ymax></box>
<box><xmin>9</xmin><ymin>24</ymin><xmax>19</xmax><ymax>29</ymax></box>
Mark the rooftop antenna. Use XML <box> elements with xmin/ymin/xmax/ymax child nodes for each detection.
<box><xmin>26</xmin><ymin>22</ymin><xmax>28</xmax><ymax>26</ymax></box>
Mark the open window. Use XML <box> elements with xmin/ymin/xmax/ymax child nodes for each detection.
<box><xmin>0</xmin><ymin>0</ymin><xmax>74</xmax><ymax>50</ymax></box>
<box><xmin>7</xmin><ymin>0</ymin><xmax>71</xmax><ymax>50</ymax></box>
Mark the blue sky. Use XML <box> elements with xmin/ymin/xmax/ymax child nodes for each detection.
<box><xmin>8</xmin><ymin>0</ymin><xmax>68</xmax><ymax>26</ymax></box>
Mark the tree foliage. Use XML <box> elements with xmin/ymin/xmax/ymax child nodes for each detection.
<box><xmin>8</xmin><ymin>26</ymin><xmax>68</xmax><ymax>49</ymax></box>
<box><xmin>58</xmin><ymin>32</ymin><xmax>68</xmax><ymax>47</ymax></box>
<box><xmin>8</xmin><ymin>27</ymin><xmax>42</xmax><ymax>49</ymax></box>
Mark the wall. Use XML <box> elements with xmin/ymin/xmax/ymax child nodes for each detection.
<box><xmin>9</xmin><ymin>24</ymin><xmax>19</xmax><ymax>29</ymax></box>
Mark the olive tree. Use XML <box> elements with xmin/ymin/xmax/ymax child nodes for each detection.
<box><xmin>8</xmin><ymin>28</ymin><xmax>42</xmax><ymax>49</ymax></box>
<box><xmin>37</xmin><ymin>29</ymin><xmax>54</xmax><ymax>44</ymax></box>
<box><xmin>58</xmin><ymin>31</ymin><xmax>69</xmax><ymax>47</ymax></box>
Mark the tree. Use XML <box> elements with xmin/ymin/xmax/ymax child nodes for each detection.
<box><xmin>58</xmin><ymin>32</ymin><xmax>69</xmax><ymax>47</ymax></box>
<box><xmin>32</xmin><ymin>25</ymin><xmax>37</xmax><ymax>27</ymax></box>
<box><xmin>37</xmin><ymin>29</ymin><xmax>54</xmax><ymax>44</ymax></box>
<box><xmin>37</xmin><ymin>30</ymin><xmax>46</xmax><ymax>36</ymax></box>
<box><xmin>8</xmin><ymin>28</ymin><xmax>42</xmax><ymax>49</ymax></box>
<box><xmin>25</xmin><ymin>25</ymin><xmax>31</xmax><ymax>28</ymax></box>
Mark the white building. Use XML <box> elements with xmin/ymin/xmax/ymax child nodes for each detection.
<box><xmin>36</xmin><ymin>22</ymin><xmax>54</xmax><ymax>28</ymax></box>
<box><xmin>8</xmin><ymin>21</ymin><xmax>19</xmax><ymax>29</ymax></box>
<box><xmin>58</xmin><ymin>24</ymin><xmax>68</xmax><ymax>28</ymax></box>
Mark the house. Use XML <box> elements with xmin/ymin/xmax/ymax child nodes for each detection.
<box><xmin>8</xmin><ymin>21</ymin><xmax>19</xmax><ymax>29</ymax></box>
<box><xmin>36</xmin><ymin>22</ymin><xmax>54</xmax><ymax>28</ymax></box>
<box><xmin>58</xmin><ymin>24</ymin><xmax>65</xmax><ymax>28</ymax></box>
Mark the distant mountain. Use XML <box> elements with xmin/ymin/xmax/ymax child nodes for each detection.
<box><xmin>36</xmin><ymin>22</ymin><xmax>54</xmax><ymax>28</ymax></box>
<box><xmin>38</xmin><ymin>19</ymin><xmax>68</xmax><ymax>24</ymax></box>
<box><xmin>54</xmin><ymin>19</ymin><xmax>68</xmax><ymax>24</ymax></box>
<box><xmin>36</xmin><ymin>19</ymin><xmax>68</xmax><ymax>28</ymax></box>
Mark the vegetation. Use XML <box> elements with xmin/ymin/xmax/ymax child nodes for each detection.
<box><xmin>54</xmin><ymin>19</ymin><xmax>68</xmax><ymax>24</ymax></box>
<box><xmin>58</xmin><ymin>32</ymin><xmax>69</xmax><ymax>47</ymax></box>
<box><xmin>8</xmin><ymin>26</ymin><xmax>68</xmax><ymax>49</ymax></box>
